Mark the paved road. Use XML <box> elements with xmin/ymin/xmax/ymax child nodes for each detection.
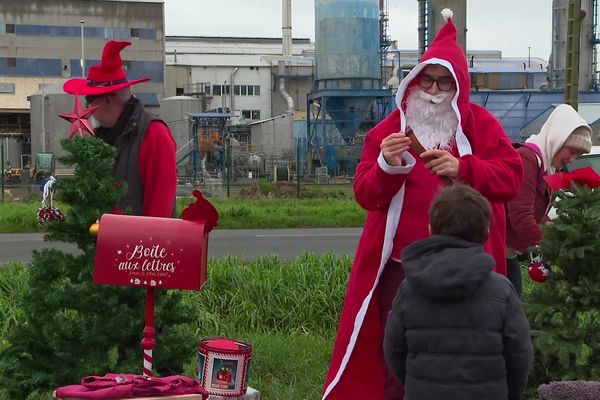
<box><xmin>0</xmin><ymin>228</ymin><xmax>362</xmax><ymax>264</ymax></box>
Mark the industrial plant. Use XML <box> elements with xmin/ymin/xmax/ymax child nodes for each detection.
<box><xmin>2</xmin><ymin>0</ymin><xmax>600</xmax><ymax>193</ymax></box>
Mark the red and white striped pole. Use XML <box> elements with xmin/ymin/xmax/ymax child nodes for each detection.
<box><xmin>141</xmin><ymin>287</ymin><xmax>156</xmax><ymax>376</ymax></box>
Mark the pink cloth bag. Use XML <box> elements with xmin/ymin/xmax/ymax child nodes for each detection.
<box><xmin>56</xmin><ymin>373</ymin><xmax>208</xmax><ymax>399</ymax></box>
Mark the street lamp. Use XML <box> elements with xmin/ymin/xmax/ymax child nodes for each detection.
<box><xmin>80</xmin><ymin>19</ymin><xmax>85</xmax><ymax>77</ymax></box>
<box><xmin>528</xmin><ymin>46</ymin><xmax>531</xmax><ymax>69</ymax></box>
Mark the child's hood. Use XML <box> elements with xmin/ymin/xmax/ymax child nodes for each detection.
<box><xmin>401</xmin><ymin>235</ymin><xmax>495</xmax><ymax>300</ymax></box>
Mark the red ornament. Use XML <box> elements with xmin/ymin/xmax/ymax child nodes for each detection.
<box><xmin>36</xmin><ymin>205</ymin><xmax>65</xmax><ymax>225</ymax></box>
<box><xmin>216</xmin><ymin>367</ymin><xmax>233</xmax><ymax>383</ymax></box>
<box><xmin>37</xmin><ymin>176</ymin><xmax>65</xmax><ymax>225</ymax></box>
<box><xmin>528</xmin><ymin>261</ymin><xmax>550</xmax><ymax>283</ymax></box>
<box><xmin>58</xmin><ymin>95</ymin><xmax>99</xmax><ymax>139</ymax></box>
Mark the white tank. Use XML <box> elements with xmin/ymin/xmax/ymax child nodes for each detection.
<box><xmin>247</xmin><ymin>154</ymin><xmax>262</xmax><ymax>172</ymax></box>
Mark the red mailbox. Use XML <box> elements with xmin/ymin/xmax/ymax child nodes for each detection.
<box><xmin>94</xmin><ymin>214</ymin><xmax>208</xmax><ymax>291</ymax></box>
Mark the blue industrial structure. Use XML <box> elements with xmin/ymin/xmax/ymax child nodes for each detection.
<box><xmin>315</xmin><ymin>0</ymin><xmax>381</xmax><ymax>94</ymax></box>
<box><xmin>304</xmin><ymin>0</ymin><xmax>600</xmax><ymax>177</ymax></box>
<box><xmin>177</xmin><ymin>111</ymin><xmax>234</xmax><ymax>179</ymax></box>
<box><xmin>308</xmin><ymin>0</ymin><xmax>392</xmax><ymax>175</ymax></box>
<box><xmin>307</xmin><ymin>91</ymin><xmax>393</xmax><ymax>174</ymax></box>
<box><xmin>471</xmin><ymin>90</ymin><xmax>600</xmax><ymax>141</ymax></box>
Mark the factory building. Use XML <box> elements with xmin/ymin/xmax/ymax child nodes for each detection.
<box><xmin>3</xmin><ymin>0</ymin><xmax>600</xmax><ymax>185</ymax></box>
<box><xmin>0</xmin><ymin>0</ymin><xmax>165</xmax><ymax>173</ymax></box>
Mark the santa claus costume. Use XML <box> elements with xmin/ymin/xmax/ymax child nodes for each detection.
<box><xmin>322</xmin><ymin>9</ymin><xmax>523</xmax><ymax>400</ymax></box>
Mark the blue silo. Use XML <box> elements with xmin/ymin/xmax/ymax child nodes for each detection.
<box><xmin>315</xmin><ymin>0</ymin><xmax>381</xmax><ymax>92</ymax></box>
<box><xmin>307</xmin><ymin>0</ymin><xmax>393</xmax><ymax>175</ymax></box>
<box><xmin>314</xmin><ymin>0</ymin><xmax>383</xmax><ymax>138</ymax></box>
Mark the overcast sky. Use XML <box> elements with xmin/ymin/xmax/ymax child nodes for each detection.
<box><xmin>164</xmin><ymin>0</ymin><xmax>552</xmax><ymax>59</ymax></box>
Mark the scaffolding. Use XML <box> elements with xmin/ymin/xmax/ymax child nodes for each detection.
<box><xmin>565</xmin><ymin>0</ymin><xmax>583</xmax><ymax>108</ymax></box>
<box><xmin>592</xmin><ymin>0</ymin><xmax>600</xmax><ymax>89</ymax></box>
<box><xmin>379</xmin><ymin>0</ymin><xmax>393</xmax><ymax>84</ymax></box>
<box><xmin>306</xmin><ymin>89</ymin><xmax>393</xmax><ymax>177</ymax></box>
<box><xmin>418</xmin><ymin>0</ymin><xmax>431</xmax><ymax>56</ymax></box>
<box><xmin>177</xmin><ymin>112</ymin><xmax>234</xmax><ymax>181</ymax></box>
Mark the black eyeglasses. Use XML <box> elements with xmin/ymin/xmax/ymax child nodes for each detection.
<box><xmin>419</xmin><ymin>74</ymin><xmax>455</xmax><ymax>92</ymax></box>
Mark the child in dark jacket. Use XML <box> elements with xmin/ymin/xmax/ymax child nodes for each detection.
<box><xmin>383</xmin><ymin>185</ymin><xmax>533</xmax><ymax>400</ymax></box>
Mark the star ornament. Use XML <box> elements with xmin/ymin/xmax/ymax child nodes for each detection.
<box><xmin>59</xmin><ymin>94</ymin><xmax>99</xmax><ymax>139</ymax></box>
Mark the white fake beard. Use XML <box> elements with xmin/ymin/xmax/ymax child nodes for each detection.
<box><xmin>405</xmin><ymin>87</ymin><xmax>458</xmax><ymax>150</ymax></box>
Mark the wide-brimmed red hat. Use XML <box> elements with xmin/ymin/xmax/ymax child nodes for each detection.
<box><xmin>63</xmin><ymin>40</ymin><xmax>150</xmax><ymax>96</ymax></box>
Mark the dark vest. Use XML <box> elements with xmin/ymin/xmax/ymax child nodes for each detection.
<box><xmin>109</xmin><ymin>99</ymin><xmax>176</xmax><ymax>217</ymax></box>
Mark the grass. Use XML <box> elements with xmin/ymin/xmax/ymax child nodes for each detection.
<box><xmin>235</xmin><ymin>333</ymin><xmax>333</xmax><ymax>400</ymax></box>
<box><xmin>0</xmin><ymin>262</ymin><xmax>27</xmax><ymax>353</ymax></box>
<box><xmin>0</xmin><ymin>254</ymin><xmax>351</xmax><ymax>400</ymax></box>
<box><xmin>184</xmin><ymin>254</ymin><xmax>350</xmax><ymax>337</ymax></box>
<box><xmin>0</xmin><ymin>197</ymin><xmax>366</xmax><ymax>233</ymax></box>
<box><xmin>193</xmin><ymin>198</ymin><xmax>365</xmax><ymax>229</ymax></box>
<box><xmin>0</xmin><ymin>253</ymin><xmax>551</xmax><ymax>399</ymax></box>
<box><xmin>0</xmin><ymin>202</ymin><xmax>46</xmax><ymax>233</ymax></box>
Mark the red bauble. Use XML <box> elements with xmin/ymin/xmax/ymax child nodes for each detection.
<box><xmin>528</xmin><ymin>262</ymin><xmax>550</xmax><ymax>283</ymax></box>
<box><xmin>36</xmin><ymin>205</ymin><xmax>65</xmax><ymax>225</ymax></box>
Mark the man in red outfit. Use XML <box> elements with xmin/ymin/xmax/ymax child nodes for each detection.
<box><xmin>63</xmin><ymin>40</ymin><xmax>177</xmax><ymax>218</ymax></box>
<box><xmin>322</xmin><ymin>9</ymin><xmax>523</xmax><ymax>400</ymax></box>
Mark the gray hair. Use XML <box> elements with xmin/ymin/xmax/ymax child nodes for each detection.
<box><xmin>113</xmin><ymin>86</ymin><xmax>133</xmax><ymax>103</ymax></box>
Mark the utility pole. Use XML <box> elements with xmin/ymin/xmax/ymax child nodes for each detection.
<box><xmin>565</xmin><ymin>0</ymin><xmax>583</xmax><ymax>110</ymax></box>
<box><xmin>80</xmin><ymin>20</ymin><xmax>85</xmax><ymax>77</ymax></box>
<box><xmin>296</xmin><ymin>137</ymin><xmax>300</xmax><ymax>199</ymax></box>
<box><xmin>226</xmin><ymin>136</ymin><xmax>231</xmax><ymax>199</ymax></box>
<box><xmin>1</xmin><ymin>141</ymin><xmax>4</xmax><ymax>203</ymax></box>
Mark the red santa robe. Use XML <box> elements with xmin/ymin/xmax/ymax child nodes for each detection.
<box><xmin>322</xmin><ymin>13</ymin><xmax>524</xmax><ymax>400</ymax></box>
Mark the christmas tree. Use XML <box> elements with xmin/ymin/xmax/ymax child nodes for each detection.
<box><xmin>0</xmin><ymin>134</ymin><xmax>194</xmax><ymax>398</ymax></box>
<box><xmin>525</xmin><ymin>184</ymin><xmax>600</xmax><ymax>386</ymax></box>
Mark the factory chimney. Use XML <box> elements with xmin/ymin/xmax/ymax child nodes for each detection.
<box><xmin>280</xmin><ymin>0</ymin><xmax>294</xmax><ymax>113</ymax></box>
<box><xmin>282</xmin><ymin>0</ymin><xmax>292</xmax><ymax>57</ymax></box>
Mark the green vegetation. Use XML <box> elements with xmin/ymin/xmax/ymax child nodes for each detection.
<box><xmin>209</xmin><ymin>198</ymin><xmax>364</xmax><ymax>229</ymax></box>
<box><xmin>0</xmin><ymin>202</ymin><xmax>46</xmax><ymax>233</ymax></box>
<box><xmin>3</xmin><ymin>180</ymin><xmax>598</xmax><ymax>399</ymax></box>
<box><xmin>0</xmin><ymin>262</ymin><xmax>26</xmax><ymax>352</ymax></box>
<box><xmin>0</xmin><ymin>249</ymin><xmax>592</xmax><ymax>400</ymax></box>
<box><xmin>524</xmin><ymin>185</ymin><xmax>600</xmax><ymax>397</ymax></box>
<box><xmin>0</xmin><ymin>254</ymin><xmax>350</xmax><ymax>400</ymax></box>
<box><xmin>0</xmin><ymin>136</ymin><xmax>194</xmax><ymax>399</ymax></box>
<box><xmin>0</xmin><ymin>196</ymin><xmax>365</xmax><ymax>233</ymax></box>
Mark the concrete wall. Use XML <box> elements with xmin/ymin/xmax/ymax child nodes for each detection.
<box><xmin>1</xmin><ymin>137</ymin><xmax>22</xmax><ymax>168</ymax></box>
<box><xmin>271</xmin><ymin>63</ymin><xmax>314</xmax><ymax>116</ymax></box>
<box><xmin>165</xmin><ymin>65</ymin><xmax>192</xmax><ymax>97</ymax></box>
<box><xmin>250</xmin><ymin>114</ymin><xmax>294</xmax><ymax>158</ymax></box>
<box><xmin>550</xmin><ymin>0</ymin><xmax>595</xmax><ymax>90</ymax></box>
<box><xmin>591</xmin><ymin>120</ymin><xmax>600</xmax><ymax>145</ymax></box>
<box><xmin>472</xmin><ymin>71</ymin><xmax>548</xmax><ymax>91</ymax></box>
<box><xmin>0</xmin><ymin>77</ymin><xmax>65</xmax><ymax>111</ymax></box>
<box><xmin>188</xmin><ymin>65</ymin><xmax>273</xmax><ymax>122</ymax></box>
<box><xmin>429</xmin><ymin>0</ymin><xmax>467</xmax><ymax>53</ymax></box>
<box><xmin>0</xmin><ymin>0</ymin><xmax>165</xmax><ymax>110</ymax></box>
<box><xmin>158</xmin><ymin>96</ymin><xmax>203</xmax><ymax>173</ymax></box>
<box><xmin>29</xmin><ymin>89</ymin><xmax>77</xmax><ymax>170</ymax></box>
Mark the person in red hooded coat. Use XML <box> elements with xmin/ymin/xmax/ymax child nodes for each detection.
<box><xmin>322</xmin><ymin>9</ymin><xmax>523</xmax><ymax>400</ymax></box>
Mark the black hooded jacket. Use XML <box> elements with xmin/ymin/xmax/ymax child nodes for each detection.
<box><xmin>383</xmin><ymin>235</ymin><xmax>533</xmax><ymax>400</ymax></box>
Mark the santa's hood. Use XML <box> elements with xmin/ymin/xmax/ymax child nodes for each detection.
<box><xmin>395</xmin><ymin>9</ymin><xmax>472</xmax><ymax>156</ymax></box>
